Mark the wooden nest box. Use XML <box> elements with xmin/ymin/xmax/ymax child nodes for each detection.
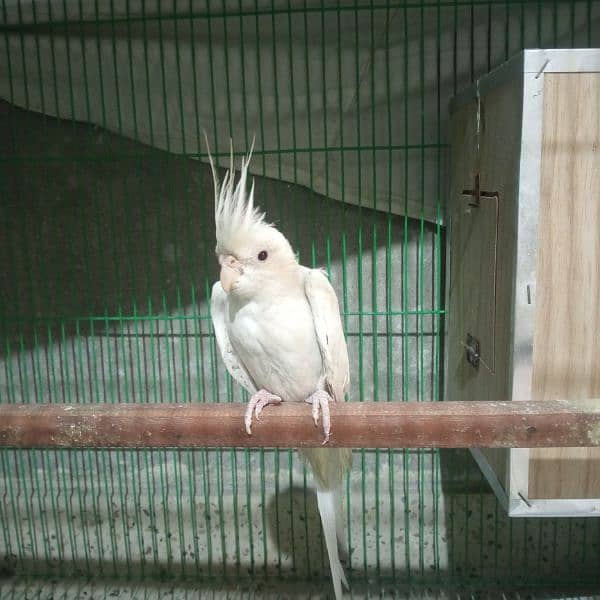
<box><xmin>446</xmin><ymin>49</ymin><xmax>600</xmax><ymax>517</ymax></box>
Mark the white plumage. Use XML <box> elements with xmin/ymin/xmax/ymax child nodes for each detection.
<box><xmin>209</xmin><ymin>146</ymin><xmax>352</xmax><ymax>599</ymax></box>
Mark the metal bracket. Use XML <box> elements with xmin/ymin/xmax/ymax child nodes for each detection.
<box><xmin>465</xmin><ymin>334</ymin><xmax>481</xmax><ymax>369</ymax></box>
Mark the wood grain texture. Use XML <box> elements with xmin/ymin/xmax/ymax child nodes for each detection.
<box><xmin>1</xmin><ymin>401</ymin><xmax>599</xmax><ymax>449</ymax></box>
<box><xmin>529</xmin><ymin>73</ymin><xmax>600</xmax><ymax>499</ymax></box>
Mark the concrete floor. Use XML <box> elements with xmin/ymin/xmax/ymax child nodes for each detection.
<box><xmin>2</xmin><ymin>578</ymin><xmax>600</xmax><ymax>599</ymax></box>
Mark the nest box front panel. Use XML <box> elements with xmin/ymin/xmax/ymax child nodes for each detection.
<box><xmin>447</xmin><ymin>78</ymin><xmax>523</xmax><ymax>489</ymax></box>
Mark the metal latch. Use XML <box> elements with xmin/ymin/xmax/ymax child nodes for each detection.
<box><xmin>461</xmin><ymin>174</ymin><xmax>499</xmax><ymax>208</ymax></box>
<box><xmin>465</xmin><ymin>334</ymin><xmax>480</xmax><ymax>369</ymax></box>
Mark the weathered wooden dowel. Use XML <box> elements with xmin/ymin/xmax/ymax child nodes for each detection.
<box><xmin>0</xmin><ymin>400</ymin><xmax>599</xmax><ymax>449</ymax></box>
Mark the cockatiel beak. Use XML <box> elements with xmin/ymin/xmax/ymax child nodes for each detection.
<box><xmin>219</xmin><ymin>255</ymin><xmax>243</xmax><ymax>294</ymax></box>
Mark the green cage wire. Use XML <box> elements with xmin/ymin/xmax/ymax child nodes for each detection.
<box><xmin>1</xmin><ymin>1</ymin><xmax>599</xmax><ymax>597</ymax></box>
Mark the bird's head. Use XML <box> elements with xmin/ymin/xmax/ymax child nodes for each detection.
<box><xmin>208</xmin><ymin>143</ymin><xmax>298</xmax><ymax>298</ymax></box>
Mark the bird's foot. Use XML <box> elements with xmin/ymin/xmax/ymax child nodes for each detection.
<box><xmin>305</xmin><ymin>390</ymin><xmax>332</xmax><ymax>445</ymax></box>
<box><xmin>245</xmin><ymin>389</ymin><xmax>282</xmax><ymax>435</ymax></box>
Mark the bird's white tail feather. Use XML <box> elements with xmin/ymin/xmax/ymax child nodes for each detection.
<box><xmin>316</xmin><ymin>488</ymin><xmax>348</xmax><ymax>600</ymax></box>
<box><xmin>299</xmin><ymin>447</ymin><xmax>352</xmax><ymax>599</ymax></box>
<box><xmin>334</xmin><ymin>487</ymin><xmax>347</xmax><ymax>553</ymax></box>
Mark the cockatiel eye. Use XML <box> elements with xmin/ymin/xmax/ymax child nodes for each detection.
<box><xmin>257</xmin><ymin>250</ymin><xmax>268</xmax><ymax>261</ymax></box>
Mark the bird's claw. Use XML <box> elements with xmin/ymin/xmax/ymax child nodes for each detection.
<box><xmin>311</xmin><ymin>402</ymin><xmax>320</xmax><ymax>427</ymax></box>
<box><xmin>306</xmin><ymin>390</ymin><xmax>332</xmax><ymax>445</ymax></box>
<box><xmin>245</xmin><ymin>390</ymin><xmax>282</xmax><ymax>435</ymax></box>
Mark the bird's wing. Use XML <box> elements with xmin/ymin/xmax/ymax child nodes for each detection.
<box><xmin>210</xmin><ymin>282</ymin><xmax>258</xmax><ymax>395</ymax></box>
<box><xmin>303</xmin><ymin>268</ymin><xmax>349</xmax><ymax>402</ymax></box>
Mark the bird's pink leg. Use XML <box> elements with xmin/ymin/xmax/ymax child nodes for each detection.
<box><xmin>245</xmin><ymin>389</ymin><xmax>282</xmax><ymax>435</ymax></box>
<box><xmin>305</xmin><ymin>390</ymin><xmax>332</xmax><ymax>445</ymax></box>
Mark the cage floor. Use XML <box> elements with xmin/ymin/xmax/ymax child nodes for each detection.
<box><xmin>1</xmin><ymin>578</ymin><xmax>600</xmax><ymax>600</ymax></box>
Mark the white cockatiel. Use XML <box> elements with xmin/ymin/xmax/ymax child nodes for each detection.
<box><xmin>209</xmin><ymin>147</ymin><xmax>352</xmax><ymax>599</ymax></box>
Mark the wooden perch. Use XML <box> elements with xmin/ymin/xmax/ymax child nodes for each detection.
<box><xmin>0</xmin><ymin>400</ymin><xmax>599</xmax><ymax>449</ymax></box>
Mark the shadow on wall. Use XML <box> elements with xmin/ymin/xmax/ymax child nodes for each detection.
<box><xmin>0</xmin><ymin>101</ymin><xmax>441</xmax><ymax>406</ymax></box>
<box><xmin>0</xmin><ymin>99</ymin><xmax>219</xmax><ymax>340</ymax></box>
<box><xmin>0</xmin><ymin>99</ymin><xmax>440</xmax><ymax>343</ymax></box>
<box><xmin>266</xmin><ymin>485</ymin><xmax>325</xmax><ymax>578</ymax></box>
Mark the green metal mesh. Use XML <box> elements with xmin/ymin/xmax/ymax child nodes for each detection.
<box><xmin>1</xmin><ymin>1</ymin><xmax>600</xmax><ymax>596</ymax></box>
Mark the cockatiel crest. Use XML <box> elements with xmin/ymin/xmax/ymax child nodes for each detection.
<box><xmin>208</xmin><ymin>141</ymin><xmax>293</xmax><ymax>260</ymax></box>
<box><xmin>211</xmin><ymin>146</ymin><xmax>264</xmax><ymax>255</ymax></box>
